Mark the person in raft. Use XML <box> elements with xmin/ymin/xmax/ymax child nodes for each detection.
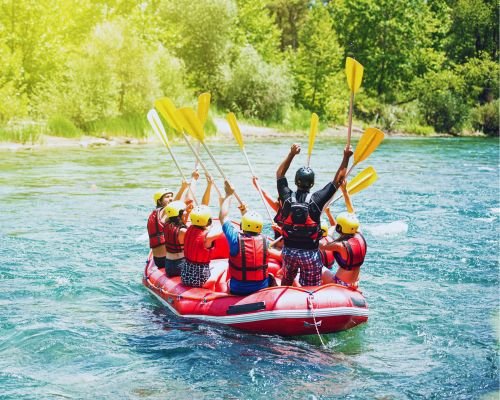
<box><xmin>320</xmin><ymin>180</ymin><xmax>367</xmax><ymax>288</ymax></box>
<box><xmin>276</xmin><ymin>143</ymin><xmax>352</xmax><ymax>286</ymax></box>
<box><xmin>181</xmin><ymin>204</ymin><xmax>223</xmax><ymax>287</ymax></box>
<box><xmin>163</xmin><ymin>174</ymin><xmax>215</xmax><ymax>278</ymax></box>
<box><xmin>251</xmin><ymin>176</ymin><xmax>284</xmax><ymax>242</ymax></box>
<box><xmin>219</xmin><ymin>182</ymin><xmax>279</xmax><ymax>295</ymax></box>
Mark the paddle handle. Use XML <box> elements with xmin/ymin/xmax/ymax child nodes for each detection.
<box><xmin>347</xmin><ymin>92</ymin><xmax>354</xmax><ymax>149</ymax></box>
<box><xmin>182</xmin><ymin>134</ymin><xmax>222</xmax><ymax>198</ymax></box>
<box><xmin>201</xmin><ymin>141</ymin><xmax>244</xmax><ymax>206</ymax></box>
<box><xmin>269</xmin><ymin>236</ymin><xmax>283</xmax><ymax>248</ymax></box>
<box><xmin>307</xmin><ymin>154</ymin><xmax>312</xmax><ymax>167</ymax></box>
<box><xmin>241</xmin><ymin>148</ymin><xmax>274</xmax><ymax>223</ymax></box>
<box><xmin>165</xmin><ymin>145</ymin><xmax>199</xmax><ymax>205</ymax></box>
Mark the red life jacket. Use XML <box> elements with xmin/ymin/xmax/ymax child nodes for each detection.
<box><xmin>334</xmin><ymin>233</ymin><xmax>367</xmax><ymax>271</ymax></box>
<box><xmin>319</xmin><ymin>236</ymin><xmax>335</xmax><ymax>269</ymax></box>
<box><xmin>147</xmin><ymin>208</ymin><xmax>165</xmax><ymax>249</ymax></box>
<box><xmin>184</xmin><ymin>225</ymin><xmax>211</xmax><ymax>264</ymax></box>
<box><xmin>164</xmin><ymin>222</ymin><xmax>184</xmax><ymax>254</ymax></box>
<box><xmin>229</xmin><ymin>234</ymin><xmax>268</xmax><ymax>281</ymax></box>
<box><xmin>282</xmin><ymin>193</ymin><xmax>320</xmax><ymax>249</ymax></box>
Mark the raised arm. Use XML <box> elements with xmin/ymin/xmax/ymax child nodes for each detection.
<box><xmin>174</xmin><ymin>180</ymin><xmax>189</xmax><ymax>201</ymax></box>
<box><xmin>252</xmin><ymin>176</ymin><xmax>279</xmax><ymax>212</ymax></box>
<box><xmin>201</xmin><ymin>173</ymin><xmax>213</xmax><ymax>206</ymax></box>
<box><xmin>218</xmin><ymin>180</ymin><xmax>234</xmax><ymax>225</ymax></box>
<box><xmin>333</xmin><ymin>146</ymin><xmax>353</xmax><ymax>188</ymax></box>
<box><xmin>324</xmin><ymin>207</ymin><xmax>336</xmax><ymax>227</ymax></box>
<box><xmin>340</xmin><ymin>180</ymin><xmax>354</xmax><ymax>213</ymax></box>
<box><xmin>185</xmin><ymin>169</ymin><xmax>200</xmax><ymax>203</ymax></box>
<box><xmin>276</xmin><ymin>143</ymin><xmax>301</xmax><ymax>179</ymax></box>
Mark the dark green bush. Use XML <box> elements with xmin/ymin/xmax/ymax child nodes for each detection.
<box><xmin>471</xmin><ymin>100</ymin><xmax>499</xmax><ymax>136</ymax></box>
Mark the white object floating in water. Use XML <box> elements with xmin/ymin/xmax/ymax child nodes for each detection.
<box><xmin>364</xmin><ymin>220</ymin><xmax>408</xmax><ymax>237</ymax></box>
<box><xmin>136</xmin><ymin>231</ymin><xmax>149</xmax><ymax>243</ymax></box>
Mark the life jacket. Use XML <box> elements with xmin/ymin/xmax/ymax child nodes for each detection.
<box><xmin>319</xmin><ymin>236</ymin><xmax>335</xmax><ymax>269</ymax></box>
<box><xmin>229</xmin><ymin>234</ymin><xmax>268</xmax><ymax>281</ymax></box>
<box><xmin>184</xmin><ymin>225</ymin><xmax>211</xmax><ymax>264</ymax></box>
<box><xmin>147</xmin><ymin>208</ymin><xmax>165</xmax><ymax>249</ymax></box>
<box><xmin>281</xmin><ymin>193</ymin><xmax>320</xmax><ymax>249</ymax></box>
<box><xmin>164</xmin><ymin>222</ymin><xmax>185</xmax><ymax>254</ymax></box>
<box><xmin>334</xmin><ymin>233</ymin><xmax>367</xmax><ymax>271</ymax></box>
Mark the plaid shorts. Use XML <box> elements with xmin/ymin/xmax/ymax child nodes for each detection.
<box><xmin>281</xmin><ymin>247</ymin><xmax>323</xmax><ymax>286</ymax></box>
<box><xmin>181</xmin><ymin>261</ymin><xmax>210</xmax><ymax>287</ymax></box>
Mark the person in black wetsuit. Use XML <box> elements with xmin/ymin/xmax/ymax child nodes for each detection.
<box><xmin>276</xmin><ymin>143</ymin><xmax>352</xmax><ymax>286</ymax></box>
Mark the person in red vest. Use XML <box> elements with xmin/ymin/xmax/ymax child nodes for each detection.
<box><xmin>219</xmin><ymin>182</ymin><xmax>278</xmax><ymax>295</ymax></box>
<box><xmin>181</xmin><ymin>204</ymin><xmax>223</xmax><ymax>287</ymax></box>
<box><xmin>147</xmin><ymin>171</ymin><xmax>199</xmax><ymax>270</ymax></box>
<box><xmin>276</xmin><ymin>143</ymin><xmax>352</xmax><ymax>287</ymax></box>
<box><xmin>162</xmin><ymin>174</ymin><xmax>215</xmax><ymax>278</ymax></box>
<box><xmin>320</xmin><ymin>181</ymin><xmax>367</xmax><ymax>288</ymax></box>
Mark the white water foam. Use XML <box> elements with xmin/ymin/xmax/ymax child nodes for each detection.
<box><xmin>364</xmin><ymin>220</ymin><xmax>408</xmax><ymax>237</ymax></box>
<box><xmin>489</xmin><ymin>208</ymin><xmax>500</xmax><ymax>214</ymax></box>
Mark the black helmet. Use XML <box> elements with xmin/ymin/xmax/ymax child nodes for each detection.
<box><xmin>295</xmin><ymin>167</ymin><xmax>315</xmax><ymax>190</ymax></box>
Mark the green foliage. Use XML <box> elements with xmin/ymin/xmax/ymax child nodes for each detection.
<box><xmin>219</xmin><ymin>45</ymin><xmax>294</xmax><ymax>121</ymax></box>
<box><xmin>161</xmin><ymin>0</ymin><xmax>237</xmax><ymax>93</ymax></box>
<box><xmin>267</xmin><ymin>0</ymin><xmax>309</xmax><ymax>51</ymax></box>
<box><xmin>85</xmin><ymin>114</ymin><xmax>149</xmax><ymax>138</ymax></box>
<box><xmin>0</xmin><ymin>120</ymin><xmax>43</xmax><ymax>144</ymax></box>
<box><xmin>471</xmin><ymin>100</ymin><xmax>499</xmax><ymax>136</ymax></box>
<box><xmin>47</xmin><ymin>116</ymin><xmax>81</xmax><ymax>138</ymax></box>
<box><xmin>292</xmin><ymin>4</ymin><xmax>344</xmax><ymax>118</ymax></box>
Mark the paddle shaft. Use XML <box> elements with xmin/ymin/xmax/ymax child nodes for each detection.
<box><xmin>200</xmin><ymin>141</ymin><xmax>244</xmax><ymax>206</ymax></box>
<box><xmin>165</xmin><ymin>145</ymin><xmax>199</xmax><ymax>205</ymax></box>
<box><xmin>347</xmin><ymin>92</ymin><xmax>354</xmax><ymax>149</ymax></box>
<box><xmin>241</xmin><ymin>148</ymin><xmax>274</xmax><ymax>222</ymax></box>
<box><xmin>182</xmin><ymin>133</ymin><xmax>222</xmax><ymax>197</ymax></box>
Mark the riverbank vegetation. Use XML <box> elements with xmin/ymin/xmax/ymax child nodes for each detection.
<box><xmin>0</xmin><ymin>0</ymin><xmax>498</xmax><ymax>143</ymax></box>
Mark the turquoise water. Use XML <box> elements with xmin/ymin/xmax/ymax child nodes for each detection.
<box><xmin>0</xmin><ymin>137</ymin><xmax>498</xmax><ymax>399</ymax></box>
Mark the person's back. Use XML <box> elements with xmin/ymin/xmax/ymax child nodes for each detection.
<box><xmin>182</xmin><ymin>205</ymin><xmax>222</xmax><ymax>287</ymax></box>
<box><xmin>163</xmin><ymin>200</ymin><xmax>188</xmax><ymax>277</ymax></box>
<box><xmin>147</xmin><ymin>188</ymin><xmax>174</xmax><ymax>270</ymax></box>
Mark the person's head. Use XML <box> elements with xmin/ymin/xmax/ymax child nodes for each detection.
<box><xmin>335</xmin><ymin>212</ymin><xmax>359</xmax><ymax>235</ymax></box>
<box><xmin>153</xmin><ymin>188</ymin><xmax>174</xmax><ymax>207</ymax></box>
<box><xmin>241</xmin><ymin>211</ymin><xmax>263</xmax><ymax>234</ymax></box>
<box><xmin>165</xmin><ymin>200</ymin><xmax>185</xmax><ymax>221</ymax></box>
<box><xmin>295</xmin><ymin>167</ymin><xmax>315</xmax><ymax>190</ymax></box>
<box><xmin>190</xmin><ymin>205</ymin><xmax>212</xmax><ymax>227</ymax></box>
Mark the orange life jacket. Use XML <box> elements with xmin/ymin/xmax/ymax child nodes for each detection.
<box><xmin>319</xmin><ymin>236</ymin><xmax>335</xmax><ymax>269</ymax></box>
<box><xmin>147</xmin><ymin>208</ymin><xmax>165</xmax><ymax>249</ymax></box>
<box><xmin>334</xmin><ymin>233</ymin><xmax>367</xmax><ymax>270</ymax></box>
<box><xmin>164</xmin><ymin>222</ymin><xmax>184</xmax><ymax>254</ymax></box>
<box><xmin>184</xmin><ymin>225</ymin><xmax>211</xmax><ymax>264</ymax></box>
<box><xmin>282</xmin><ymin>193</ymin><xmax>320</xmax><ymax>249</ymax></box>
<box><xmin>229</xmin><ymin>234</ymin><xmax>268</xmax><ymax>281</ymax></box>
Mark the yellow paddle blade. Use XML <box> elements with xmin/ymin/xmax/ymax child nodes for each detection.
<box><xmin>197</xmin><ymin>92</ymin><xmax>211</xmax><ymax>126</ymax></box>
<box><xmin>347</xmin><ymin>166</ymin><xmax>378</xmax><ymax>195</ymax></box>
<box><xmin>227</xmin><ymin>112</ymin><xmax>244</xmax><ymax>149</ymax></box>
<box><xmin>147</xmin><ymin>109</ymin><xmax>169</xmax><ymax>148</ymax></box>
<box><xmin>308</xmin><ymin>113</ymin><xmax>319</xmax><ymax>158</ymax></box>
<box><xmin>345</xmin><ymin>57</ymin><xmax>364</xmax><ymax>94</ymax></box>
<box><xmin>354</xmin><ymin>127</ymin><xmax>385</xmax><ymax>165</ymax></box>
<box><xmin>154</xmin><ymin>97</ymin><xmax>183</xmax><ymax>133</ymax></box>
<box><xmin>178</xmin><ymin>107</ymin><xmax>205</xmax><ymax>142</ymax></box>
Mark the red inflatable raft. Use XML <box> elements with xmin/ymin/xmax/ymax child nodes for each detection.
<box><xmin>142</xmin><ymin>229</ymin><xmax>368</xmax><ymax>336</ymax></box>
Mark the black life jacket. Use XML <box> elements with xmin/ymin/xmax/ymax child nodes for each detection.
<box><xmin>281</xmin><ymin>193</ymin><xmax>321</xmax><ymax>250</ymax></box>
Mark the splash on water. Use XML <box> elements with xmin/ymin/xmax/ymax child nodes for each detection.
<box><xmin>364</xmin><ymin>220</ymin><xmax>408</xmax><ymax>237</ymax></box>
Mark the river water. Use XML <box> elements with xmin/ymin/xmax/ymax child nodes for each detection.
<box><xmin>0</xmin><ymin>137</ymin><xmax>498</xmax><ymax>399</ymax></box>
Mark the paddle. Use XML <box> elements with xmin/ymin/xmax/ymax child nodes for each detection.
<box><xmin>307</xmin><ymin>113</ymin><xmax>319</xmax><ymax>167</ymax></box>
<box><xmin>345</xmin><ymin>57</ymin><xmax>364</xmax><ymax>148</ymax></box>
<box><xmin>178</xmin><ymin>106</ymin><xmax>244</xmax><ymax>206</ymax></box>
<box><xmin>155</xmin><ymin>98</ymin><xmax>222</xmax><ymax>197</ymax></box>
<box><xmin>146</xmin><ymin>109</ymin><xmax>199</xmax><ymax>205</ymax></box>
<box><xmin>227</xmin><ymin>112</ymin><xmax>274</xmax><ymax>222</ymax></box>
<box><xmin>330</xmin><ymin>166</ymin><xmax>378</xmax><ymax>204</ymax></box>
<box><xmin>195</xmin><ymin>93</ymin><xmax>210</xmax><ymax>170</ymax></box>
<box><xmin>347</xmin><ymin>127</ymin><xmax>384</xmax><ymax>177</ymax></box>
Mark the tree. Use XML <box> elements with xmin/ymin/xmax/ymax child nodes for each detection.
<box><xmin>292</xmin><ymin>3</ymin><xmax>344</xmax><ymax>117</ymax></box>
<box><xmin>267</xmin><ymin>0</ymin><xmax>309</xmax><ymax>51</ymax></box>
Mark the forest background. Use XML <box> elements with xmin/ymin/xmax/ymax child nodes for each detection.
<box><xmin>0</xmin><ymin>0</ymin><xmax>498</xmax><ymax>143</ymax></box>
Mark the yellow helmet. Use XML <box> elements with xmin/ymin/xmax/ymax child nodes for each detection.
<box><xmin>241</xmin><ymin>211</ymin><xmax>263</xmax><ymax>233</ymax></box>
<box><xmin>190</xmin><ymin>205</ymin><xmax>212</xmax><ymax>227</ymax></box>
<box><xmin>165</xmin><ymin>200</ymin><xmax>185</xmax><ymax>218</ymax></box>
<box><xmin>153</xmin><ymin>188</ymin><xmax>173</xmax><ymax>205</ymax></box>
<box><xmin>336</xmin><ymin>212</ymin><xmax>359</xmax><ymax>235</ymax></box>
<box><xmin>320</xmin><ymin>221</ymin><xmax>329</xmax><ymax>237</ymax></box>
